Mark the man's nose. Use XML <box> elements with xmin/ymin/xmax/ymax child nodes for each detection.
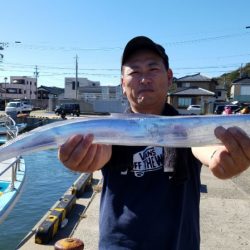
<box><xmin>139</xmin><ymin>73</ymin><xmax>151</xmax><ymax>84</ymax></box>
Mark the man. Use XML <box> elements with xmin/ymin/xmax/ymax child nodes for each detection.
<box><xmin>58</xmin><ymin>36</ymin><xmax>250</xmax><ymax>250</ymax></box>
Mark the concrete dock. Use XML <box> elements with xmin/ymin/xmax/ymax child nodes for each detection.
<box><xmin>17</xmin><ymin>166</ymin><xmax>250</xmax><ymax>250</ymax></box>
<box><xmin>9</xmin><ymin>110</ymin><xmax>249</xmax><ymax>249</ymax></box>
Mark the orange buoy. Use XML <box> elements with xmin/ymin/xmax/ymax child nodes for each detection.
<box><xmin>54</xmin><ymin>238</ymin><xmax>84</xmax><ymax>250</ymax></box>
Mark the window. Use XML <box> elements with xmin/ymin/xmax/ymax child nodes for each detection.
<box><xmin>13</xmin><ymin>79</ymin><xmax>25</xmax><ymax>84</ymax></box>
<box><xmin>240</xmin><ymin>86</ymin><xmax>250</xmax><ymax>95</ymax></box>
<box><xmin>182</xmin><ymin>82</ymin><xmax>190</xmax><ymax>87</ymax></box>
<box><xmin>178</xmin><ymin>97</ymin><xmax>191</xmax><ymax>108</ymax></box>
<box><xmin>7</xmin><ymin>88</ymin><xmax>18</xmax><ymax>94</ymax></box>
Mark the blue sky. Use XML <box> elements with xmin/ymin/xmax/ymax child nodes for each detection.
<box><xmin>0</xmin><ymin>0</ymin><xmax>250</xmax><ymax>88</ymax></box>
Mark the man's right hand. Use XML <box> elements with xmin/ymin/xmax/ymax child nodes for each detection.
<box><xmin>58</xmin><ymin>134</ymin><xmax>112</xmax><ymax>173</ymax></box>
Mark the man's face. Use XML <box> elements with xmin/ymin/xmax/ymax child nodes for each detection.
<box><xmin>121</xmin><ymin>50</ymin><xmax>172</xmax><ymax>114</ymax></box>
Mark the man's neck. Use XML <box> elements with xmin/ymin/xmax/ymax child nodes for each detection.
<box><xmin>130</xmin><ymin>104</ymin><xmax>165</xmax><ymax>115</ymax></box>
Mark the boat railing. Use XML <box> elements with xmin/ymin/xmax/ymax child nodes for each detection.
<box><xmin>0</xmin><ymin>114</ymin><xmax>18</xmax><ymax>139</ymax></box>
<box><xmin>0</xmin><ymin>156</ymin><xmax>22</xmax><ymax>191</ymax></box>
<box><xmin>0</xmin><ymin>115</ymin><xmax>20</xmax><ymax>191</ymax></box>
<box><xmin>5</xmin><ymin>115</ymin><xmax>18</xmax><ymax>139</ymax></box>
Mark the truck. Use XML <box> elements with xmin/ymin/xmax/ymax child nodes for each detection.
<box><xmin>5</xmin><ymin>101</ymin><xmax>33</xmax><ymax>116</ymax></box>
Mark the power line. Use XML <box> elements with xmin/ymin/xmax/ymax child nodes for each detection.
<box><xmin>6</xmin><ymin>31</ymin><xmax>250</xmax><ymax>52</ymax></box>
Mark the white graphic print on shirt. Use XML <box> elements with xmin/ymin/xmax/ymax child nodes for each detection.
<box><xmin>131</xmin><ymin>146</ymin><xmax>164</xmax><ymax>177</ymax></box>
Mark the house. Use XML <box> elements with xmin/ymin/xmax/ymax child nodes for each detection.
<box><xmin>169</xmin><ymin>87</ymin><xmax>215</xmax><ymax>114</ymax></box>
<box><xmin>230</xmin><ymin>76</ymin><xmax>250</xmax><ymax>102</ymax></box>
<box><xmin>168</xmin><ymin>73</ymin><xmax>225</xmax><ymax>114</ymax></box>
<box><xmin>37</xmin><ymin>85</ymin><xmax>64</xmax><ymax>99</ymax></box>
<box><xmin>175</xmin><ymin>73</ymin><xmax>217</xmax><ymax>90</ymax></box>
<box><xmin>37</xmin><ymin>85</ymin><xmax>64</xmax><ymax>109</ymax></box>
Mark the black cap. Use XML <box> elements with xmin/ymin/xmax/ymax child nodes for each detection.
<box><xmin>121</xmin><ymin>36</ymin><xmax>169</xmax><ymax>69</ymax></box>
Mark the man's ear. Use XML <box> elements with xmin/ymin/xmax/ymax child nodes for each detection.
<box><xmin>167</xmin><ymin>68</ymin><xmax>173</xmax><ymax>86</ymax></box>
<box><xmin>121</xmin><ymin>77</ymin><xmax>126</xmax><ymax>96</ymax></box>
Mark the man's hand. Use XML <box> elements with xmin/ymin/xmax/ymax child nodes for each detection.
<box><xmin>58</xmin><ymin>134</ymin><xmax>112</xmax><ymax>173</ymax></box>
<box><xmin>208</xmin><ymin>126</ymin><xmax>250</xmax><ymax>179</ymax></box>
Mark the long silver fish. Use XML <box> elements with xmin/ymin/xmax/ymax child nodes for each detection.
<box><xmin>0</xmin><ymin>113</ymin><xmax>250</xmax><ymax>162</ymax></box>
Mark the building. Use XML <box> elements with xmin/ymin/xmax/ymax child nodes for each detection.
<box><xmin>169</xmin><ymin>73</ymin><xmax>226</xmax><ymax>114</ymax></box>
<box><xmin>230</xmin><ymin>76</ymin><xmax>250</xmax><ymax>102</ymax></box>
<box><xmin>37</xmin><ymin>85</ymin><xmax>64</xmax><ymax>100</ymax></box>
<box><xmin>174</xmin><ymin>73</ymin><xmax>217</xmax><ymax>92</ymax></box>
<box><xmin>169</xmin><ymin>87</ymin><xmax>215</xmax><ymax>114</ymax></box>
<box><xmin>0</xmin><ymin>76</ymin><xmax>37</xmax><ymax>102</ymax></box>
<box><xmin>64</xmin><ymin>77</ymin><xmax>100</xmax><ymax>100</ymax></box>
<box><xmin>37</xmin><ymin>85</ymin><xmax>64</xmax><ymax>110</ymax></box>
<box><xmin>64</xmin><ymin>77</ymin><xmax>126</xmax><ymax>113</ymax></box>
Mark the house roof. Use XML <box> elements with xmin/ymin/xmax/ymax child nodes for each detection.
<box><xmin>176</xmin><ymin>73</ymin><xmax>212</xmax><ymax>82</ymax></box>
<box><xmin>38</xmin><ymin>85</ymin><xmax>64</xmax><ymax>95</ymax></box>
<box><xmin>170</xmin><ymin>86</ymin><xmax>215</xmax><ymax>96</ymax></box>
<box><xmin>232</xmin><ymin>76</ymin><xmax>250</xmax><ymax>85</ymax></box>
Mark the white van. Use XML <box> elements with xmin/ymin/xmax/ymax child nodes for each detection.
<box><xmin>5</xmin><ymin>101</ymin><xmax>33</xmax><ymax>115</ymax></box>
<box><xmin>21</xmin><ymin>101</ymin><xmax>33</xmax><ymax>112</ymax></box>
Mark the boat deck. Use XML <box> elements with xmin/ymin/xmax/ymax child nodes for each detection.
<box><xmin>0</xmin><ymin>158</ymin><xmax>26</xmax><ymax>222</ymax></box>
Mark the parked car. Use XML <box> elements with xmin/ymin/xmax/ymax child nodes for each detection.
<box><xmin>214</xmin><ymin>104</ymin><xmax>239</xmax><ymax>114</ymax></box>
<box><xmin>186</xmin><ymin>105</ymin><xmax>201</xmax><ymax>115</ymax></box>
<box><xmin>21</xmin><ymin>101</ymin><xmax>33</xmax><ymax>112</ymax></box>
<box><xmin>55</xmin><ymin>103</ymin><xmax>80</xmax><ymax>117</ymax></box>
<box><xmin>5</xmin><ymin>101</ymin><xmax>32</xmax><ymax>115</ymax></box>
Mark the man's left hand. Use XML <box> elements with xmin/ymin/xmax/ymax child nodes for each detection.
<box><xmin>209</xmin><ymin>126</ymin><xmax>250</xmax><ymax>179</ymax></box>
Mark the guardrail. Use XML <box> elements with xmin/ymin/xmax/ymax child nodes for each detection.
<box><xmin>0</xmin><ymin>156</ymin><xmax>21</xmax><ymax>191</ymax></box>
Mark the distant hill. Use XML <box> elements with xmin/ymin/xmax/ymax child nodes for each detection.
<box><xmin>216</xmin><ymin>63</ymin><xmax>250</xmax><ymax>85</ymax></box>
<box><xmin>215</xmin><ymin>63</ymin><xmax>250</xmax><ymax>98</ymax></box>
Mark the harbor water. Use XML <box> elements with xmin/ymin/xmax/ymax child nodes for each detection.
<box><xmin>0</xmin><ymin>149</ymin><xmax>80</xmax><ymax>250</ymax></box>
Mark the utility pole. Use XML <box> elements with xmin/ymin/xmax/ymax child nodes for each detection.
<box><xmin>34</xmin><ymin>65</ymin><xmax>39</xmax><ymax>102</ymax></box>
<box><xmin>75</xmin><ymin>55</ymin><xmax>78</xmax><ymax>100</ymax></box>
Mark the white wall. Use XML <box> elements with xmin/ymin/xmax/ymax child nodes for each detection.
<box><xmin>93</xmin><ymin>100</ymin><xmax>128</xmax><ymax>113</ymax></box>
<box><xmin>64</xmin><ymin>77</ymin><xmax>100</xmax><ymax>99</ymax></box>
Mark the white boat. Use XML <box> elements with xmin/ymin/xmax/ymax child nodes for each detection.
<box><xmin>0</xmin><ymin>115</ymin><xmax>26</xmax><ymax>224</ymax></box>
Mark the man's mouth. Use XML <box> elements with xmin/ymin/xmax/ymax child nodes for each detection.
<box><xmin>137</xmin><ymin>89</ymin><xmax>154</xmax><ymax>95</ymax></box>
